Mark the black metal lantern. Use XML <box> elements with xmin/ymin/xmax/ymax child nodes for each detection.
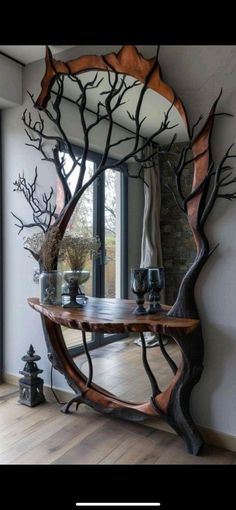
<box><xmin>19</xmin><ymin>344</ymin><xmax>45</xmax><ymax>407</ymax></box>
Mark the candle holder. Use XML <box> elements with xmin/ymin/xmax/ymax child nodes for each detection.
<box><xmin>131</xmin><ymin>268</ymin><xmax>149</xmax><ymax>315</ymax></box>
<box><xmin>147</xmin><ymin>267</ymin><xmax>165</xmax><ymax>314</ymax></box>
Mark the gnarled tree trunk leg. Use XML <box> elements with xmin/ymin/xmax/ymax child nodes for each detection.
<box><xmin>167</xmin><ymin>325</ymin><xmax>204</xmax><ymax>454</ymax></box>
<box><xmin>40</xmin><ymin>312</ymin><xmax>204</xmax><ymax>454</ymax></box>
<box><xmin>153</xmin><ymin>324</ymin><xmax>204</xmax><ymax>455</ymax></box>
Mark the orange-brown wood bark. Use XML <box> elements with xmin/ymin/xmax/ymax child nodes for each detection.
<box><xmin>187</xmin><ymin>100</ymin><xmax>218</xmax><ymax>253</ymax></box>
<box><xmin>36</xmin><ymin>46</ymin><xmax>188</xmax><ymax>127</ymax></box>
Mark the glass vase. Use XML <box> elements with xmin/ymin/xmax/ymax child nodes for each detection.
<box><xmin>61</xmin><ymin>270</ymin><xmax>90</xmax><ymax>307</ymax></box>
<box><xmin>63</xmin><ymin>270</ymin><xmax>90</xmax><ymax>291</ymax></box>
<box><xmin>39</xmin><ymin>271</ymin><xmax>62</xmax><ymax>305</ymax></box>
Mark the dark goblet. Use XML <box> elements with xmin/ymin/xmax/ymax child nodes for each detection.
<box><xmin>147</xmin><ymin>267</ymin><xmax>165</xmax><ymax>313</ymax></box>
<box><xmin>131</xmin><ymin>268</ymin><xmax>149</xmax><ymax>315</ymax></box>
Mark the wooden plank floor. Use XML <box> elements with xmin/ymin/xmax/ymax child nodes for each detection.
<box><xmin>1</xmin><ymin>334</ymin><xmax>236</xmax><ymax>465</ymax></box>
<box><xmin>0</xmin><ymin>385</ymin><xmax>235</xmax><ymax>464</ymax></box>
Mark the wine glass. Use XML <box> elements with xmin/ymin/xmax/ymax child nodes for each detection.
<box><xmin>131</xmin><ymin>268</ymin><xmax>149</xmax><ymax>315</ymax></box>
<box><xmin>147</xmin><ymin>267</ymin><xmax>165</xmax><ymax>313</ymax></box>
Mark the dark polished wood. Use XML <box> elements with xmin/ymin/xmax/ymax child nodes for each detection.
<box><xmin>28</xmin><ymin>297</ymin><xmax>198</xmax><ymax>334</ymax></box>
<box><xmin>28</xmin><ymin>297</ymin><xmax>204</xmax><ymax>455</ymax></box>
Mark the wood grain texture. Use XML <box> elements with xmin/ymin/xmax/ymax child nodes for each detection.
<box><xmin>28</xmin><ymin>297</ymin><xmax>199</xmax><ymax>334</ymax></box>
<box><xmin>187</xmin><ymin>99</ymin><xmax>218</xmax><ymax>252</ymax></box>
<box><xmin>1</xmin><ymin>388</ymin><xmax>236</xmax><ymax>464</ymax></box>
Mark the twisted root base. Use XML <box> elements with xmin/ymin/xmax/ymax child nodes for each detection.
<box><xmin>60</xmin><ymin>390</ymin><xmax>203</xmax><ymax>456</ymax></box>
<box><xmin>28</xmin><ymin>298</ymin><xmax>204</xmax><ymax>456</ymax></box>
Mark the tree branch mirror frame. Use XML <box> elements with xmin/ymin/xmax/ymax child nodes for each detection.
<box><xmin>23</xmin><ymin>45</ymin><xmax>236</xmax><ymax>455</ymax></box>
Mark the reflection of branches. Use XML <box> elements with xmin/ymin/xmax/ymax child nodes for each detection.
<box><xmin>24</xmin><ymin>50</ymin><xmax>175</xmax><ymax>209</ymax></box>
<box><xmin>53</xmin><ymin>53</ymin><xmax>180</xmax><ymax>241</ymax></box>
<box><xmin>17</xmin><ymin>46</ymin><xmax>188</xmax><ymax>270</ymax></box>
<box><xmin>22</xmin><ymin>98</ymin><xmax>74</xmax><ymax>207</ymax></box>
<box><xmin>18</xmin><ymin>50</ymin><xmax>167</xmax><ymax>234</ymax></box>
<box><xmin>12</xmin><ymin>168</ymin><xmax>57</xmax><ymax>234</ymax></box>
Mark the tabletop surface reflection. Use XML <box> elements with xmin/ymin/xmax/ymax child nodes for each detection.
<box><xmin>28</xmin><ymin>297</ymin><xmax>199</xmax><ymax>333</ymax></box>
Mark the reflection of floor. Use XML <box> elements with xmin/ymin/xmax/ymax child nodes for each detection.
<box><xmin>73</xmin><ymin>336</ymin><xmax>181</xmax><ymax>402</ymax></box>
<box><xmin>62</xmin><ymin>327</ymin><xmax>92</xmax><ymax>348</ymax></box>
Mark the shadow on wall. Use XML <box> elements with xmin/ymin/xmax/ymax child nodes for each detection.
<box><xmin>191</xmin><ymin>322</ymin><xmax>236</xmax><ymax>431</ymax></box>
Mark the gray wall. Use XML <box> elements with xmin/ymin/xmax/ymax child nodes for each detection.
<box><xmin>0</xmin><ymin>54</ymin><xmax>22</xmax><ymax>108</ymax></box>
<box><xmin>160</xmin><ymin>46</ymin><xmax>236</xmax><ymax>436</ymax></box>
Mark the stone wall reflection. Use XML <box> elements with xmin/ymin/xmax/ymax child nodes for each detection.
<box><xmin>160</xmin><ymin>143</ymin><xmax>195</xmax><ymax>305</ymax></box>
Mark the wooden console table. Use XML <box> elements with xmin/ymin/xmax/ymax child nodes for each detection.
<box><xmin>28</xmin><ymin>297</ymin><xmax>204</xmax><ymax>455</ymax></box>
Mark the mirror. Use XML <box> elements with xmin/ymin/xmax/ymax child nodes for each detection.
<box><xmin>23</xmin><ymin>45</ymin><xmax>236</xmax><ymax>454</ymax></box>
<box><xmin>50</xmin><ymin>68</ymin><xmax>192</xmax><ymax>306</ymax></box>
<box><xmin>22</xmin><ymin>46</ymin><xmax>205</xmax><ymax>401</ymax></box>
<box><xmin>41</xmin><ymin>50</ymin><xmax>191</xmax><ymax>398</ymax></box>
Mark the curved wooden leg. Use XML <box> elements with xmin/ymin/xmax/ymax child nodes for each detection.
<box><xmin>41</xmin><ymin>316</ymin><xmax>159</xmax><ymax>420</ymax></box>
<box><xmin>41</xmin><ymin>314</ymin><xmax>204</xmax><ymax>454</ymax></box>
<box><xmin>169</xmin><ymin>326</ymin><xmax>204</xmax><ymax>454</ymax></box>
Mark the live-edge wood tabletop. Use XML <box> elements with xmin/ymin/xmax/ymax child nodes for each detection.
<box><xmin>28</xmin><ymin>297</ymin><xmax>199</xmax><ymax>335</ymax></box>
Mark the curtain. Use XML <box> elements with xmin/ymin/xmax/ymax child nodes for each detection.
<box><xmin>136</xmin><ymin>144</ymin><xmax>166</xmax><ymax>348</ymax></box>
<box><xmin>140</xmin><ymin>144</ymin><xmax>163</xmax><ymax>268</ymax></box>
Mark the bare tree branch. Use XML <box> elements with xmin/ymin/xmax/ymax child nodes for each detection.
<box><xmin>12</xmin><ymin>168</ymin><xmax>57</xmax><ymax>234</ymax></box>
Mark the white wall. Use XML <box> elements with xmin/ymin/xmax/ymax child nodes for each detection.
<box><xmin>3</xmin><ymin>45</ymin><xmax>236</xmax><ymax>438</ymax></box>
<box><xmin>2</xmin><ymin>58</ymin><xmax>62</xmax><ymax>386</ymax></box>
<box><xmin>0</xmin><ymin>54</ymin><xmax>22</xmax><ymax>108</ymax></box>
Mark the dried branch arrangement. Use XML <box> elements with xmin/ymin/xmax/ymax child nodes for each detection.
<box><xmin>60</xmin><ymin>235</ymin><xmax>101</xmax><ymax>270</ymax></box>
<box><xmin>23</xmin><ymin>226</ymin><xmax>62</xmax><ymax>271</ymax></box>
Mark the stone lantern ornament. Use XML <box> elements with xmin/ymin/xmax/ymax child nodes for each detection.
<box><xmin>19</xmin><ymin>344</ymin><xmax>45</xmax><ymax>407</ymax></box>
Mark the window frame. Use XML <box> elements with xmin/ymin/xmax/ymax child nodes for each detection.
<box><xmin>58</xmin><ymin>144</ymin><xmax>128</xmax><ymax>356</ymax></box>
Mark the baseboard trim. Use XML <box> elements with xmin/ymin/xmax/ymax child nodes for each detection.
<box><xmin>199</xmin><ymin>425</ymin><xmax>236</xmax><ymax>454</ymax></box>
<box><xmin>3</xmin><ymin>372</ymin><xmax>73</xmax><ymax>404</ymax></box>
<box><xmin>3</xmin><ymin>371</ymin><xmax>236</xmax><ymax>453</ymax></box>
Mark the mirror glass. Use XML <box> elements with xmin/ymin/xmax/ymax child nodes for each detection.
<box><xmin>52</xmin><ymin>71</ymin><xmax>189</xmax><ymax>144</ymax></box>
<box><xmin>52</xmin><ymin>69</ymin><xmax>194</xmax><ymax>400</ymax></box>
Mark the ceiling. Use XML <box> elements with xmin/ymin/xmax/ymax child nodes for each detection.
<box><xmin>0</xmin><ymin>45</ymin><xmax>159</xmax><ymax>66</ymax></box>
<box><xmin>0</xmin><ymin>45</ymin><xmax>79</xmax><ymax>65</ymax></box>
